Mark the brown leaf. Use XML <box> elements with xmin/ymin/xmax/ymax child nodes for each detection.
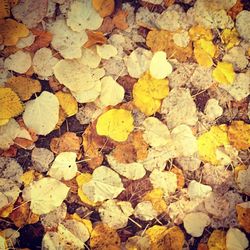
<box><xmin>9</xmin><ymin>197</ymin><xmax>39</xmax><ymax>228</ymax></box>
<box><xmin>146</xmin><ymin>29</ymin><xmax>193</xmax><ymax>62</ymax></box>
<box><xmin>92</xmin><ymin>0</ymin><xmax>115</xmax><ymax>17</ymax></box>
<box><xmin>0</xmin><ymin>145</ymin><xmax>17</xmax><ymax>157</ymax></box>
<box><xmin>236</xmin><ymin>203</ymin><xmax>250</xmax><ymax>233</ymax></box>
<box><xmin>84</xmin><ymin>30</ymin><xmax>107</xmax><ymax>48</ymax></box>
<box><xmin>48</xmin><ymin>76</ymin><xmax>63</xmax><ymax>92</ymax></box>
<box><xmin>26</xmin><ymin>29</ymin><xmax>52</xmax><ymax>53</ymax></box>
<box><xmin>170</xmin><ymin>166</ymin><xmax>185</xmax><ymax>189</ymax></box>
<box><xmin>96</xmin><ymin>16</ymin><xmax>114</xmax><ymax>34</ymax></box>
<box><xmin>50</xmin><ymin>132</ymin><xmax>81</xmax><ymax>155</ymax></box>
<box><xmin>112</xmin><ymin>10</ymin><xmax>129</xmax><ymax>30</ymax></box>
<box><xmin>117</xmin><ymin>75</ymin><xmax>137</xmax><ymax>93</ymax></box>
<box><xmin>0</xmin><ymin>45</ymin><xmax>19</xmax><ymax>57</ymax></box>
<box><xmin>164</xmin><ymin>0</ymin><xmax>175</xmax><ymax>7</ymax></box>
<box><xmin>228</xmin><ymin>0</ymin><xmax>243</xmax><ymax>20</ymax></box>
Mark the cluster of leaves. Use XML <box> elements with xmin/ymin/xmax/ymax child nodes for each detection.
<box><xmin>0</xmin><ymin>0</ymin><xmax>250</xmax><ymax>249</ymax></box>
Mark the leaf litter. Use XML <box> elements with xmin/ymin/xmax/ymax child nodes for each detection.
<box><xmin>0</xmin><ymin>0</ymin><xmax>250</xmax><ymax>249</ymax></box>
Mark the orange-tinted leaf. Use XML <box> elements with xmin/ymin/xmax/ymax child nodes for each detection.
<box><xmin>84</xmin><ymin>30</ymin><xmax>107</xmax><ymax>48</ymax></box>
<box><xmin>170</xmin><ymin>166</ymin><xmax>185</xmax><ymax>189</ymax></box>
<box><xmin>228</xmin><ymin>0</ymin><xmax>243</xmax><ymax>20</ymax></box>
<box><xmin>26</xmin><ymin>29</ymin><xmax>52</xmax><ymax>53</ymax></box>
<box><xmin>236</xmin><ymin>202</ymin><xmax>250</xmax><ymax>233</ymax></box>
<box><xmin>113</xmin><ymin>10</ymin><xmax>129</xmax><ymax>30</ymax></box>
<box><xmin>92</xmin><ymin>0</ymin><xmax>115</xmax><ymax>17</ymax></box>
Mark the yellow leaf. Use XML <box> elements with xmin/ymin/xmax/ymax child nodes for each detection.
<box><xmin>143</xmin><ymin>189</ymin><xmax>167</xmax><ymax>214</ymax></box>
<box><xmin>76</xmin><ymin>173</ymin><xmax>95</xmax><ymax>206</ymax></box>
<box><xmin>236</xmin><ymin>202</ymin><xmax>250</xmax><ymax>233</ymax></box>
<box><xmin>90</xmin><ymin>223</ymin><xmax>121</xmax><ymax>250</ymax></box>
<box><xmin>194</xmin><ymin>39</ymin><xmax>216</xmax><ymax>67</ymax></box>
<box><xmin>0</xmin><ymin>234</ymin><xmax>7</xmax><ymax>250</ymax></box>
<box><xmin>0</xmin><ymin>0</ymin><xmax>10</xmax><ymax>18</ymax></box>
<box><xmin>0</xmin><ymin>87</ymin><xmax>24</xmax><ymax>125</ymax></box>
<box><xmin>146</xmin><ymin>225</ymin><xmax>184</xmax><ymax>250</ymax></box>
<box><xmin>0</xmin><ymin>18</ymin><xmax>29</xmax><ymax>46</ymax></box>
<box><xmin>6</xmin><ymin>76</ymin><xmax>41</xmax><ymax>101</ymax></box>
<box><xmin>198</xmin><ymin>125</ymin><xmax>229</xmax><ymax>164</ymax></box>
<box><xmin>207</xmin><ymin>230</ymin><xmax>227</xmax><ymax>250</ymax></box>
<box><xmin>92</xmin><ymin>0</ymin><xmax>114</xmax><ymax>17</ymax></box>
<box><xmin>228</xmin><ymin>121</ymin><xmax>250</xmax><ymax>150</ymax></box>
<box><xmin>133</xmin><ymin>72</ymin><xmax>169</xmax><ymax>116</ymax></box>
<box><xmin>70</xmin><ymin>213</ymin><xmax>93</xmax><ymax>234</ymax></box>
<box><xmin>0</xmin><ymin>204</ymin><xmax>13</xmax><ymax>218</ymax></box>
<box><xmin>96</xmin><ymin>109</ymin><xmax>134</xmax><ymax>142</ymax></box>
<box><xmin>189</xmin><ymin>25</ymin><xmax>213</xmax><ymax>41</ymax></box>
<box><xmin>55</xmin><ymin>91</ymin><xmax>78</xmax><ymax>117</ymax></box>
<box><xmin>21</xmin><ymin>170</ymin><xmax>36</xmax><ymax>186</ymax></box>
<box><xmin>212</xmin><ymin>62</ymin><xmax>235</xmax><ymax>84</ymax></box>
<box><xmin>221</xmin><ymin>28</ymin><xmax>240</xmax><ymax>50</ymax></box>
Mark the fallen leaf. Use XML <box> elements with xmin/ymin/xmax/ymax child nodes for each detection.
<box><xmin>226</xmin><ymin>228</ymin><xmax>249</xmax><ymax>250</ymax></box>
<box><xmin>207</xmin><ymin>230</ymin><xmax>227</xmax><ymax>250</ymax></box>
<box><xmin>0</xmin><ymin>87</ymin><xmax>24</xmax><ymax>125</ymax></box>
<box><xmin>170</xmin><ymin>167</ymin><xmax>185</xmax><ymax>190</ymax></box>
<box><xmin>48</xmin><ymin>152</ymin><xmax>77</xmax><ymax>181</ymax></box>
<box><xmin>0</xmin><ymin>0</ymin><xmax>10</xmax><ymax>18</ymax></box>
<box><xmin>90</xmin><ymin>223</ymin><xmax>121</xmax><ymax>250</ymax></box>
<box><xmin>92</xmin><ymin>0</ymin><xmax>114</xmax><ymax>17</ymax></box>
<box><xmin>236</xmin><ymin>202</ymin><xmax>250</xmax><ymax>233</ymax></box>
<box><xmin>228</xmin><ymin>120</ymin><xmax>250</xmax><ymax>150</ymax></box>
<box><xmin>22</xmin><ymin>177</ymin><xmax>70</xmax><ymax>215</ymax></box>
<box><xmin>189</xmin><ymin>25</ymin><xmax>213</xmax><ymax>42</ymax></box>
<box><xmin>228</xmin><ymin>0</ymin><xmax>243</xmax><ymax>20</ymax></box>
<box><xmin>112</xmin><ymin>9</ymin><xmax>129</xmax><ymax>30</ymax></box>
<box><xmin>23</xmin><ymin>91</ymin><xmax>59</xmax><ymax>136</ymax></box>
<box><xmin>142</xmin><ymin>188</ymin><xmax>167</xmax><ymax>214</ymax></box>
<box><xmin>84</xmin><ymin>30</ymin><xmax>107</xmax><ymax>48</ymax></box>
<box><xmin>236</xmin><ymin>167</ymin><xmax>250</xmax><ymax>195</ymax></box>
<box><xmin>133</xmin><ymin>72</ymin><xmax>169</xmax><ymax>116</ymax></box>
<box><xmin>26</xmin><ymin>29</ymin><xmax>53</xmax><ymax>53</ymax></box>
<box><xmin>6</xmin><ymin>76</ymin><xmax>41</xmax><ymax>101</ymax></box>
<box><xmin>50</xmin><ymin>132</ymin><xmax>81</xmax><ymax>155</ymax></box>
<box><xmin>82</xmin><ymin>166</ymin><xmax>124</xmax><ymax>202</ymax></box>
<box><xmin>221</xmin><ymin>28</ymin><xmax>240</xmax><ymax>50</ymax></box>
<box><xmin>96</xmin><ymin>109</ymin><xmax>134</xmax><ymax>142</ymax></box>
<box><xmin>55</xmin><ymin>91</ymin><xmax>78</xmax><ymax>117</ymax></box>
<box><xmin>146</xmin><ymin>29</ymin><xmax>193</xmax><ymax>62</ymax></box>
<box><xmin>212</xmin><ymin>62</ymin><xmax>235</xmax><ymax>84</ymax></box>
<box><xmin>134</xmin><ymin>201</ymin><xmax>158</xmax><ymax>220</ymax></box>
<box><xmin>9</xmin><ymin>197</ymin><xmax>39</xmax><ymax>227</ymax></box>
<box><xmin>146</xmin><ymin>225</ymin><xmax>185</xmax><ymax>250</ymax></box>
<box><xmin>0</xmin><ymin>18</ymin><xmax>29</xmax><ymax>46</ymax></box>
<box><xmin>197</xmin><ymin>125</ymin><xmax>229</xmax><ymax>165</ymax></box>
<box><xmin>76</xmin><ymin>173</ymin><xmax>95</xmax><ymax>206</ymax></box>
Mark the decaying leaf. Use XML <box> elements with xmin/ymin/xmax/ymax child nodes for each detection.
<box><xmin>96</xmin><ymin>109</ymin><xmax>134</xmax><ymax>142</ymax></box>
<box><xmin>112</xmin><ymin>9</ymin><xmax>129</xmax><ymax>30</ymax></box>
<box><xmin>84</xmin><ymin>30</ymin><xmax>107</xmax><ymax>48</ymax></box>
<box><xmin>0</xmin><ymin>87</ymin><xmax>24</xmax><ymax>126</ymax></box>
<box><xmin>50</xmin><ymin>132</ymin><xmax>81</xmax><ymax>155</ymax></box>
<box><xmin>146</xmin><ymin>225</ymin><xmax>185</xmax><ymax>250</ymax></box>
<box><xmin>90</xmin><ymin>223</ymin><xmax>121</xmax><ymax>250</ymax></box>
<box><xmin>228</xmin><ymin>121</ymin><xmax>250</xmax><ymax>150</ymax></box>
<box><xmin>6</xmin><ymin>76</ymin><xmax>41</xmax><ymax>101</ymax></box>
<box><xmin>207</xmin><ymin>230</ymin><xmax>227</xmax><ymax>250</ymax></box>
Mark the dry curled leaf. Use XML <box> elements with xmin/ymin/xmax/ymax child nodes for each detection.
<box><xmin>84</xmin><ymin>31</ymin><xmax>107</xmax><ymax>48</ymax></box>
<box><xmin>6</xmin><ymin>76</ymin><xmax>41</xmax><ymax>101</ymax></box>
<box><xmin>112</xmin><ymin>10</ymin><xmax>129</xmax><ymax>30</ymax></box>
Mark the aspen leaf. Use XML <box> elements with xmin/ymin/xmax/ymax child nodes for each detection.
<box><xmin>0</xmin><ymin>0</ymin><xmax>10</xmax><ymax>18</ymax></box>
<box><xmin>0</xmin><ymin>87</ymin><xmax>24</xmax><ymax>125</ymax></box>
<box><xmin>207</xmin><ymin>230</ymin><xmax>227</xmax><ymax>250</ymax></box>
<box><xmin>189</xmin><ymin>25</ymin><xmax>213</xmax><ymax>41</ymax></box>
<box><xmin>23</xmin><ymin>91</ymin><xmax>59</xmax><ymax>136</ymax></box>
<box><xmin>142</xmin><ymin>188</ymin><xmax>167</xmax><ymax>214</ymax></box>
<box><xmin>22</xmin><ymin>177</ymin><xmax>70</xmax><ymax>215</ymax></box>
<box><xmin>236</xmin><ymin>202</ymin><xmax>250</xmax><ymax>233</ymax></box>
<box><xmin>0</xmin><ymin>18</ymin><xmax>29</xmax><ymax>46</ymax></box>
<box><xmin>149</xmin><ymin>51</ymin><xmax>173</xmax><ymax>79</ymax></box>
<box><xmin>96</xmin><ymin>109</ymin><xmax>134</xmax><ymax>142</ymax></box>
<box><xmin>236</xmin><ymin>167</ymin><xmax>250</xmax><ymax>195</ymax></box>
<box><xmin>125</xmin><ymin>235</ymin><xmax>151</xmax><ymax>250</ymax></box>
<box><xmin>228</xmin><ymin>121</ymin><xmax>250</xmax><ymax>150</ymax></box>
<box><xmin>226</xmin><ymin>228</ymin><xmax>249</xmax><ymax>250</ymax></box>
<box><xmin>212</xmin><ymin>62</ymin><xmax>235</xmax><ymax>84</ymax></box>
<box><xmin>55</xmin><ymin>91</ymin><xmax>78</xmax><ymax>117</ymax></box>
<box><xmin>92</xmin><ymin>0</ymin><xmax>115</xmax><ymax>17</ymax></box>
<box><xmin>134</xmin><ymin>201</ymin><xmax>158</xmax><ymax>221</ymax></box>
<box><xmin>76</xmin><ymin>173</ymin><xmax>95</xmax><ymax>206</ymax></box>
<box><xmin>82</xmin><ymin>166</ymin><xmax>124</xmax><ymax>202</ymax></box>
<box><xmin>197</xmin><ymin>125</ymin><xmax>229</xmax><ymax>164</ymax></box>
<box><xmin>133</xmin><ymin>72</ymin><xmax>169</xmax><ymax>116</ymax></box>
<box><xmin>112</xmin><ymin>9</ymin><xmax>129</xmax><ymax>30</ymax></box>
<box><xmin>194</xmin><ymin>39</ymin><xmax>216</xmax><ymax>67</ymax></box>
<box><xmin>90</xmin><ymin>223</ymin><xmax>121</xmax><ymax>250</ymax></box>
<box><xmin>146</xmin><ymin>225</ymin><xmax>185</xmax><ymax>250</ymax></box>
<box><xmin>84</xmin><ymin>30</ymin><xmax>107</xmax><ymax>48</ymax></box>
<box><xmin>221</xmin><ymin>28</ymin><xmax>240</xmax><ymax>49</ymax></box>
<box><xmin>6</xmin><ymin>76</ymin><xmax>41</xmax><ymax>101</ymax></box>
<box><xmin>48</xmin><ymin>152</ymin><xmax>77</xmax><ymax>181</ymax></box>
